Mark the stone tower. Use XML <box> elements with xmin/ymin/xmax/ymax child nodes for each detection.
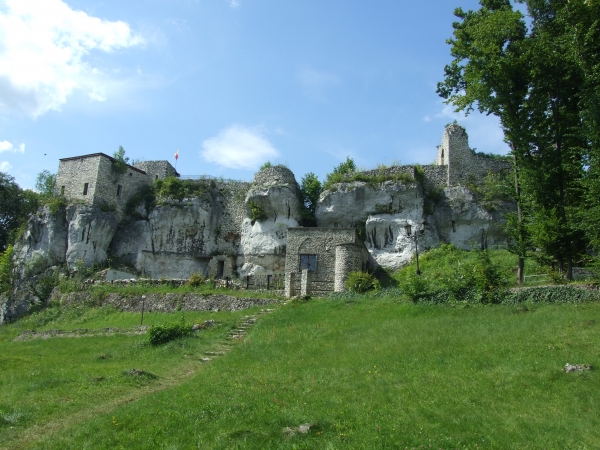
<box><xmin>435</xmin><ymin>123</ymin><xmax>472</xmax><ymax>186</ymax></box>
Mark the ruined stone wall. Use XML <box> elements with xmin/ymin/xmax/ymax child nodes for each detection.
<box><xmin>213</xmin><ymin>180</ymin><xmax>251</xmax><ymax>256</ymax></box>
<box><xmin>436</xmin><ymin>124</ymin><xmax>511</xmax><ymax>186</ymax></box>
<box><xmin>253</xmin><ymin>165</ymin><xmax>298</xmax><ymax>189</ymax></box>
<box><xmin>134</xmin><ymin>160</ymin><xmax>179</xmax><ymax>181</ymax></box>
<box><xmin>93</xmin><ymin>156</ymin><xmax>150</xmax><ymax>216</ymax></box>
<box><xmin>354</xmin><ymin>165</ymin><xmax>415</xmax><ymax>181</ymax></box>
<box><xmin>55</xmin><ymin>156</ymin><xmax>101</xmax><ymax>205</ymax></box>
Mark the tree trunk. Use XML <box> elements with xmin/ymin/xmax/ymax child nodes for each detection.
<box><xmin>511</xmin><ymin>142</ymin><xmax>526</xmax><ymax>285</ymax></box>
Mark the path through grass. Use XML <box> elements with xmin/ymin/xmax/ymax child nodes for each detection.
<box><xmin>3</xmin><ymin>299</ymin><xmax>598</xmax><ymax>449</ymax></box>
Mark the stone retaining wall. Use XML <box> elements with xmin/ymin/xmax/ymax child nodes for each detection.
<box><xmin>54</xmin><ymin>291</ymin><xmax>279</xmax><ymax>312</ymax></box>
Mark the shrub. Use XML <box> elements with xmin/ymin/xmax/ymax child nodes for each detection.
<box><xmin>99</xmin><ymin>202</ymin><xmax>117</xmax><ymax>213</ymax></box>
<box><xmin>345</xmin><ymin>271</ymin><xmax>380</xmax><ymax>294</ymax></box>
<box><xmin>147</xmin><ymin>319</ymin><xmax>192</xmax><ymax>346</ymax></box>
<box><xmin>155</xmin><ymin>177</ymin><xmax>186</xmax><ymax>201</ymax></box>
<box><xmin>260</xmin><ymin>161</ymin><xmax>273</xmax><ymax>170</ymax></box>
<box><xmin>111</xmin><ymin>146</ymin><xmax>130</xmax><ymax>174</ymax></box>
<box><xmin>0</xmin><ymin>245</ymin><xmax>14</xmax><ymax>294</ymax></box>
<box><xmin>402</xmin><ymin>274</ymin><xmax>429</xmax><ymax>302</ymax></box>
<box><xmin>504</xmin><ymin>285</ymin><xmax>599</xmax><ymax>304</ymax></box>
<box><xmin>125</xmin><ymin>184</ymin><xmax>156</xmax><ymax>219</ymax></box>
<box><xmin>47</xmin><ymin>195</ymin><xmax>67</xmax><ymax>215</ymax></box>
<box><xmin>414</xmin><ymin>164</ymin><xmax>425</xmax><ymax>184</ymax></box>
<box><xmin>187</xmin><ymin>272</ymin><xmax>205</xmax><ymax>287</ymax></box>
<box><xmin>248</xmin><ymin>200</ymin><xmax>268</xmax><ymax>221</ymax></box>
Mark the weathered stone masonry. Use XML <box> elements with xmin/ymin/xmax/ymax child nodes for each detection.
<box><xmin>55</xmin><ymin>153</ymin><xmax>179</xmax><ymax>218</ymax></box>
<box><xmin>284</xmin><ymin>227</ymin><xmax>370</xmax><ymax>297</ymax></box>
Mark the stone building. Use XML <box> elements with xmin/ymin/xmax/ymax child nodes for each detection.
<box><xmin>55</xmin><ymin>153</ymin><xmax>178</xmax><ymax>217</ymax></box>
<box><xmin>284</xmin><ymin>227</ymin><xmax>370</xmax><ymax>297</ymax></box>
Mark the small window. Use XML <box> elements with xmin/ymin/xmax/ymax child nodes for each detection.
<box><xmin>83</xmin><ymin>183</ymin><xmax>89</xmax><ymax>195</ymax></box>
<box><xmin>299</xmin><ymin>254</ymin><xmax>317</xmax><ymax>272</ymax></box>
<box><xmin>155</xmin><ymin>175</ymin><xmax>158</xmax><ymax>180</ymax></box>
<box><xmin>129</xmin><ymin>172</ymin><xmax>132</xmax><ymax>176</ymax></box>
<box><xmin>60</xmin><ymin>186</ymin><xmax>65</xmax><ymax>195</ymax></box>
<box><xmin>117</xmin><ymin>185</ymin><xmax>122</xmax><ymax>197</ymax></box>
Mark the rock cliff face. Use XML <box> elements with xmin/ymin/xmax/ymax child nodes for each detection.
<box><xmin>111</xmin><ymin>198</ymin><xmax>224</xmax><ymax>278</ymax></box>
<box><xmin>239</xmin><ymin>166</ymin><xmax>303</xmax><ymax>276</ymax></box>
<box><xmin>12</xmin><ymin>171</ymin><xmax>513</xmax><ymax>280</ymax></box>
<box><xmin>316</xmin><ymin>181</ymin><xmax>512</xmax><ymax>270</ymax></box>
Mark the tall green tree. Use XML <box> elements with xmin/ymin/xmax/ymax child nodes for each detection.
<box><xmin>437</xmin><ymin>0</ymin><xmax>532</xmax><ymax>283</ymax></box>
<box><xmin>522</xmin><ymin>0</ymin><xmax>590</xmax><ymax>279</ymax></box>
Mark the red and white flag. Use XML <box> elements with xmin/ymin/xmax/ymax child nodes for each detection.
<box><xmin>174</xmin><ymin>149</ymin><xmax>179</xmax><ymax>161</ymax></box>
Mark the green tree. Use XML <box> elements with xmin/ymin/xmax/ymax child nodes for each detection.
<box><xmin>35</xmin><ymin>170</ymin><xmax>56</xmax><ymax>198</ymax></box>
<box><xmin>0</xmin><ymin>173</ymin><xmax>26</xmax><ymax>251</ymax></box>
<box><xmin>300</xmin><ymin>172</ymin><xmax>322</xmax><ymax>214</ymax></box>
<box><xmin>298</xmin><ymin>172</ymin><xmax>322</xmax><ymax>227</ymax></box>
<box><xmin>112</xmin><ymin>146</ymin><xmax>130</xmax><ymax>174</ymax></box>
<box><xmin>323</xmin><ymin>156</ymin><xmax>356</xmax><ymax>190</ymax></box>
<box><xmin>522</xmin><ymin>0</ymin><xmax>589</xmax><ymax>279</ymax></box>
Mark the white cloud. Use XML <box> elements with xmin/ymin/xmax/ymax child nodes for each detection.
<box><xmin>0</xmin><ymin>140</ymin><xmax>25</xmax><ymax>153</ymax></box>
<box><xmin>0</xmin><ymin>0</ymin><xmax>145</xmax><ymax>116</ymax></box>
<box><xmin>228</xmin><ymin>0</ymin><xmax>241</xmax><ymax>8</ymax></box>
<box><xmin>201</xmin><ymin>125</ymin><xmax>279</xmax><ymax>170</ymax></box>
<box><xmin>0</xmin><ymin>161</ymin><xmax>12</xmax><ymax>172</ymax></box>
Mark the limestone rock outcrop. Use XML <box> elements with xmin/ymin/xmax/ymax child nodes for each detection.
<box><xmin>65</xmin><ymin>206</ymin><xmax>117</xmax><ymax>270</ymax></box>
<box><xmin>239</xmin><ymin>166</ymin><xmax>303</xmax><ymax>275</ymax></box>
<box><xmin>112</xmin><ymin>197</ymin><xmax>227</xmax><ymax>279</ymax></box>
<box><xmin>14</xmin><ymin>205</ymin><xmax>68</xmax><ymax>272</ymax></box>
<box><xmin>316</xmin><ymin>181</ymin><xmax>512</xmax><ymax>270</ymax></box>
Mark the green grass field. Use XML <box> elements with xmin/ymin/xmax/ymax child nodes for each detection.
<box><xmin>2</xmin><ymin>297</ymin><xmax>599</xmax><ymax>449</ymax></box>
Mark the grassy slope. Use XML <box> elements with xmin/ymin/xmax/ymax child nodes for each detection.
<box><xmin>0</xmin><ymin>306</ymin><xmax>266</xmax><ymax>449</ymax></box>
<box><xmin>2</xmin><ymin>298</ymin><xmax>599</xmax><ymax>449</ymax></box>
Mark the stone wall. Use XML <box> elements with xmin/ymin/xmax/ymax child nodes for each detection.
<box><xmin>285</xmin><ymin>227</ymin><xmax>367</xmax><ymax>296</ymax></box>
<box><xmin>134</xmin><ymin>160</ymin><xmax>179</xmax><ymax>181</ymax></box>
<box><xmin>56</xmin><ymin>153</ymin><xmax>151</xmax><ymax>217</ymax></box>
<box><xmin>55</xmin><ymin>155</ymin><xmax>102</xmax><ymax>206</ymax></box>
<box><xmin>334</xmin><ymin>243</ymin><xmax>368</xmax><ymax>292</ymax></box>
<box><xmin>253</xmin><ymin>165</ymin><xmax>299</xmax><ymax>189</ymax></box>
<box><xmin>94</xmin><ymin>156</ymin><xmax>150</xmax><ymax>216</ymax></box>
<box><xmin>436</xmin><ymin>124</ymin><xmax>511</xmax><ymax>186</ymax></box>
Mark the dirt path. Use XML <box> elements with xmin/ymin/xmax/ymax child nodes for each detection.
<box><xmin>2</xmin><ymin>308</ymin><xmax>276</xmax><ymax>450</ymax></box>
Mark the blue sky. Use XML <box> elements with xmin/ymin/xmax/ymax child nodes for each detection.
<box><xmin>0</xmin><ymin>0</ymin><xmax>511</xmax><ymax>190</ymax></box>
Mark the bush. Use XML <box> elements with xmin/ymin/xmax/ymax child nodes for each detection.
<box><xmin>187</xmin><ymin>272</ymin><xmax>205</xmax><ymax>287</ymax></box>
<box><xmin>0</xmin><ymin>245</ymin><xmax>14</xmax><ymax>294</ymax></box>
<box><xmin>402</xmin><ymin>274</ymin><xmax>429</xmax><ymax>302</ymax></box>
<box><xmin>99</xmin><ymin>202</ymin><xmax>117</xmax><ymax>213</ymax></box>
<box><xmin>248</xmin><ymin>200</ymin><xmax>268</xmax><ymax>221</ymax></box>
<box><xmin>155</xmin><ymin>177</ymin><xmax>186</xmax><ymax>201</ymax></box>
<box><xmin>396</xmin><ymin>246</ymin><xmax>508</xmax><ymax>304</ymax></box>
<box><xmin>345</xmin><ymin>271</ymin><xmax>380</xmax><ymax>294</ymax></box>
<box><xmin>47</xmin><ymin>195</ymin><xmax>67</xmax><ymax>215</ymax></box>
<box><xmin>147</xmin><ymin>319</ymin><xmax>192</xmax><ymax>346</ymax></box>
<box><xmin>414</xmin><ymin>164</ymin><xmax>425</xmax><ymax>184</ymax></box>
<box><xmin>504</xmin><ymin>285</ymin><xmax>599</xmax><ymax>304</ymax></box>
<box><xmin>125</xmin><ymin>184</ymin><xmax>156</xmax><ymax>219</ymax></box>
